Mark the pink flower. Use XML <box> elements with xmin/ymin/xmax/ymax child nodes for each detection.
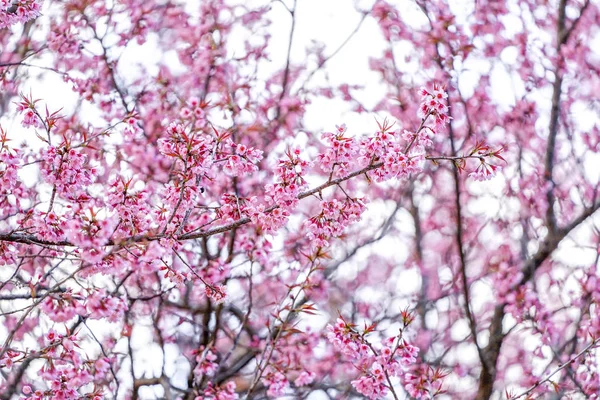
<box><xmin>469</xmin><ymin>160</ymin><xmax>501</xmax><ymax>181</ymax></box>
<box><xmin>351</xmin><ymin>375</ymin><xmax>388</xmax><ymax>399</ymax></box>
<box><xmin>263</xmin><ymin>371</ymin><xmax>289</xmax><ymax>398</ymax></box>
<box><xmin>294</xmin><ymin>371</ymin><xmax>315</xmax><ymax>386</ymax></box>
<box><xmin>205</xmin><ymin>284</ymin><xmax>227</xmax><ymax>303</ymax></box>
<box><xmin>195</xmin><ymin>349</ymin><xmax>219</xmax><ymax>377</ymax></box>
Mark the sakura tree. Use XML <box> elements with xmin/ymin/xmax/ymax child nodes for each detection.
<box><xmin>1</xmin><ymin>0</ymin><xmax>599</xmax><ymax>399</ymax></box>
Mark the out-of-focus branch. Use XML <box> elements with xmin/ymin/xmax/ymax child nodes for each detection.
<box><xmin>511</xmin><ymin>336</ymin><xmax>600</xmax><ymax>400</ymax></box>
<box><xmin>272</xmin><ymin>0</ymin><xmax>297</xmax><ymax>125</ymax></box>
<box><xmin>543</xmin><ymin>0</ymin><xmax>567</xmax><ymax>234</ymax></box>
<box><xmin>476</xmin><ymin>199</ymin><xmax>600</xmax><ymax>400</ymax></box>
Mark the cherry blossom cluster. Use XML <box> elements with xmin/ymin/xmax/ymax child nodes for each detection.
<box><xmin>317</xmin><ymin>124</ymin><xmax>359</xmax><ymax>177</ymax></box>
<box><xmin>41</xmin><ymin>144</ymin><xmax>97</xmax><ymax>199</ymax></box>
<box><xmin>107</xmin><ymin>176</ymin><xmax>153</xmax><ymax>238</ymax></box>
<box><xmin>402</xmin><ymin>128</ymin><xmax>433</xmax><ymax>149</ymax></box>
<box><xmin>467</xmin><ymin>141</ymin><xmax>505</xmax><ymax>181</ymax></box>
<box><xmin>237</xmin><ymin>233</ymin><xmax>273</xmax><ymax>268</ymax></box>
<box><xmin>404</xmin><ymin>365</ymin><xmax>447</xmax><ymax>399</ymax></box>
<box><xmin>204</xmin><ymin>283</ymin><xmax>227</xmax><ymax>303</ymax></box>
<box><xmin>266</xmin><ymin>147</ymin><xmax>309</xmax><ymax>207</ymax></box>
<box><xmin>262</xmin><ymin>367</ymin><xmax>316</xmax><ymax>398</ymax></box>
<box><xmin>222</xmin><ymin>141</ymin><xmax>263</xmax><ymax>177</ymax></box>
<box><xmin>362</xmin><ymin>129</ymin><xmax>425</xmax><ymax>182</ymax></box>
<box><xmin>418</xmin><ymin>84</ymin><xmax>450</xmax><ymax>128</ymax></box>
<box><xmin>326</xmin><ymin>313</ymin><xmax>432</xmax><ymax>399</ymax></box>
<box><xmin>157</xmin><ymin>122</ymin><xmax>214</xmax><ymax>176</ymax></box>
<box><xmin>47</xmin><ymin>23</ymin><xmax>81</xmax><ymax>55</ymax></box>
<box><xmin>317</xmin><ymin>117</ymin><xmax>435</xmax><ymax>185</ymax></box>
<box><xmin>258</xmin><ymin>330</ymin><xmax>319</xmax><ymax>397</ymax></box>
<box><xmin>206</xmin><ymin>125</ymin><xmax>263</xmax><ymax>178</ymax></box>
<box><xmin>24</xmin><ymin>210</ymin><xmax>67</xmax><ymax>242</ymax></box>
<box><xmin>0</xmin><ymin>349</ymin><xmax>19</xmax><ymax>370</ymax></box>
<box><xmin>200</xmin><ymin>260</ymin><xmax>231</xmax><ymax>288</ymax></box>
<box><xmin>0</xmin><ymin>129</ymin><xmax>23</xmax><ymax>219</ymax></box>
<box><xmin>193</xmin><ymin>347</ymin><xmax>219</xmax><ymax>379</ymax></box>
<box><xmin>70</xmin><ymin>212</ymin><xmax>117</xmax><ymax>251</ymax></box>
<box><xmin>157</xmin><ymin>122</ymin><xmax>263</xmax><ymax>234</ymax></box>
<box><xmin>304</xmin><ymin>197</ymin><xmax>367</xmax><ymax>248</ymax></box>
<box><xmin>188</xmin><ymin>260</ymin><xmax>229</xmax><ymax>304</ymax></box>
<box><xmin>179</xmin><ymin>97</ymin><xmax>208</xmax><ymax>122</ymax></box>
<box><xmin>40</xmin><ymin>288</ymin><xmax>126</xmax><ymax>325</ymax></box>
<box><xmin>577</xmin><ymin>357</ymin><xmax>600</xmax><ymax>399</ymax></box>
<box><xmin>251</xmin><ymin>147</ymin><xmax>309</xmax><ymax>233</ymax></box>
<box><xmin>40</xmin><ymin>291</ymin><xmax>84</xmax><ymax>323</ymax></box>
<box><xmin>203</xmin><ymin>381</ymin><xmax>238</xmax><ymax>400</ymax></box>
<box><xmin>85</xmin><ymin>289</ymin><xmax>127</xmax><ymax>322</ymax></box>
<box><xmin>216</xmin><ymin>193</ymin><xmax>249</xmax><ymax>224</ymax></box>
<box><xmin>15</xmin><ymin>93</ymin><xmax>48</xmax><ymax>130</ymax></box>
<box><xmin>469</xmin><ymin>161</ymin><xmax>501</xmax><ymax>181</ymax></box>
<box><xmin>158</xmin><ymin>259</ymin><xmax>189</xmax><ymax>287</ymax></box>
<box><xmin>262</xmin><ymin>369</ymin><xmax>289</xmax><ymax>397</ymax></box>
<box><xmin>0</xmin><ymin>0</ymin><xmax>42</xmax><ymax>29</ymax></box>
<box><xmin>214</xmin><ymin>147</ymin><xmax>309</xmax><ymax>235</ymax></box>
<box><xmin>9</xmin><ymin>329</ymin><xmax>106</xmax><ymax>399</ymax></box>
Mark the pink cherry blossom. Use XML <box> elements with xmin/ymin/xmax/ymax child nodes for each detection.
<box><xmin>0</xmin><ymin>0</ymin><xmax>599</xmax><ymax>399</ymax></box>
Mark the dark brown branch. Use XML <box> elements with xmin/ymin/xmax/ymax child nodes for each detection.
<box><xmin>544</xmin><ymin>0</ymin><xmax>568</xmax><ymax>234</ymax></box>
<box><xmin>0</xmin><ymin>161</ymin><xmax>385</xmax><ymax>247</ymax></box>
<box><xmin>447</xmin><ymin>94</ymin><xmax>489</xmax><ymax>375</ymax></box>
